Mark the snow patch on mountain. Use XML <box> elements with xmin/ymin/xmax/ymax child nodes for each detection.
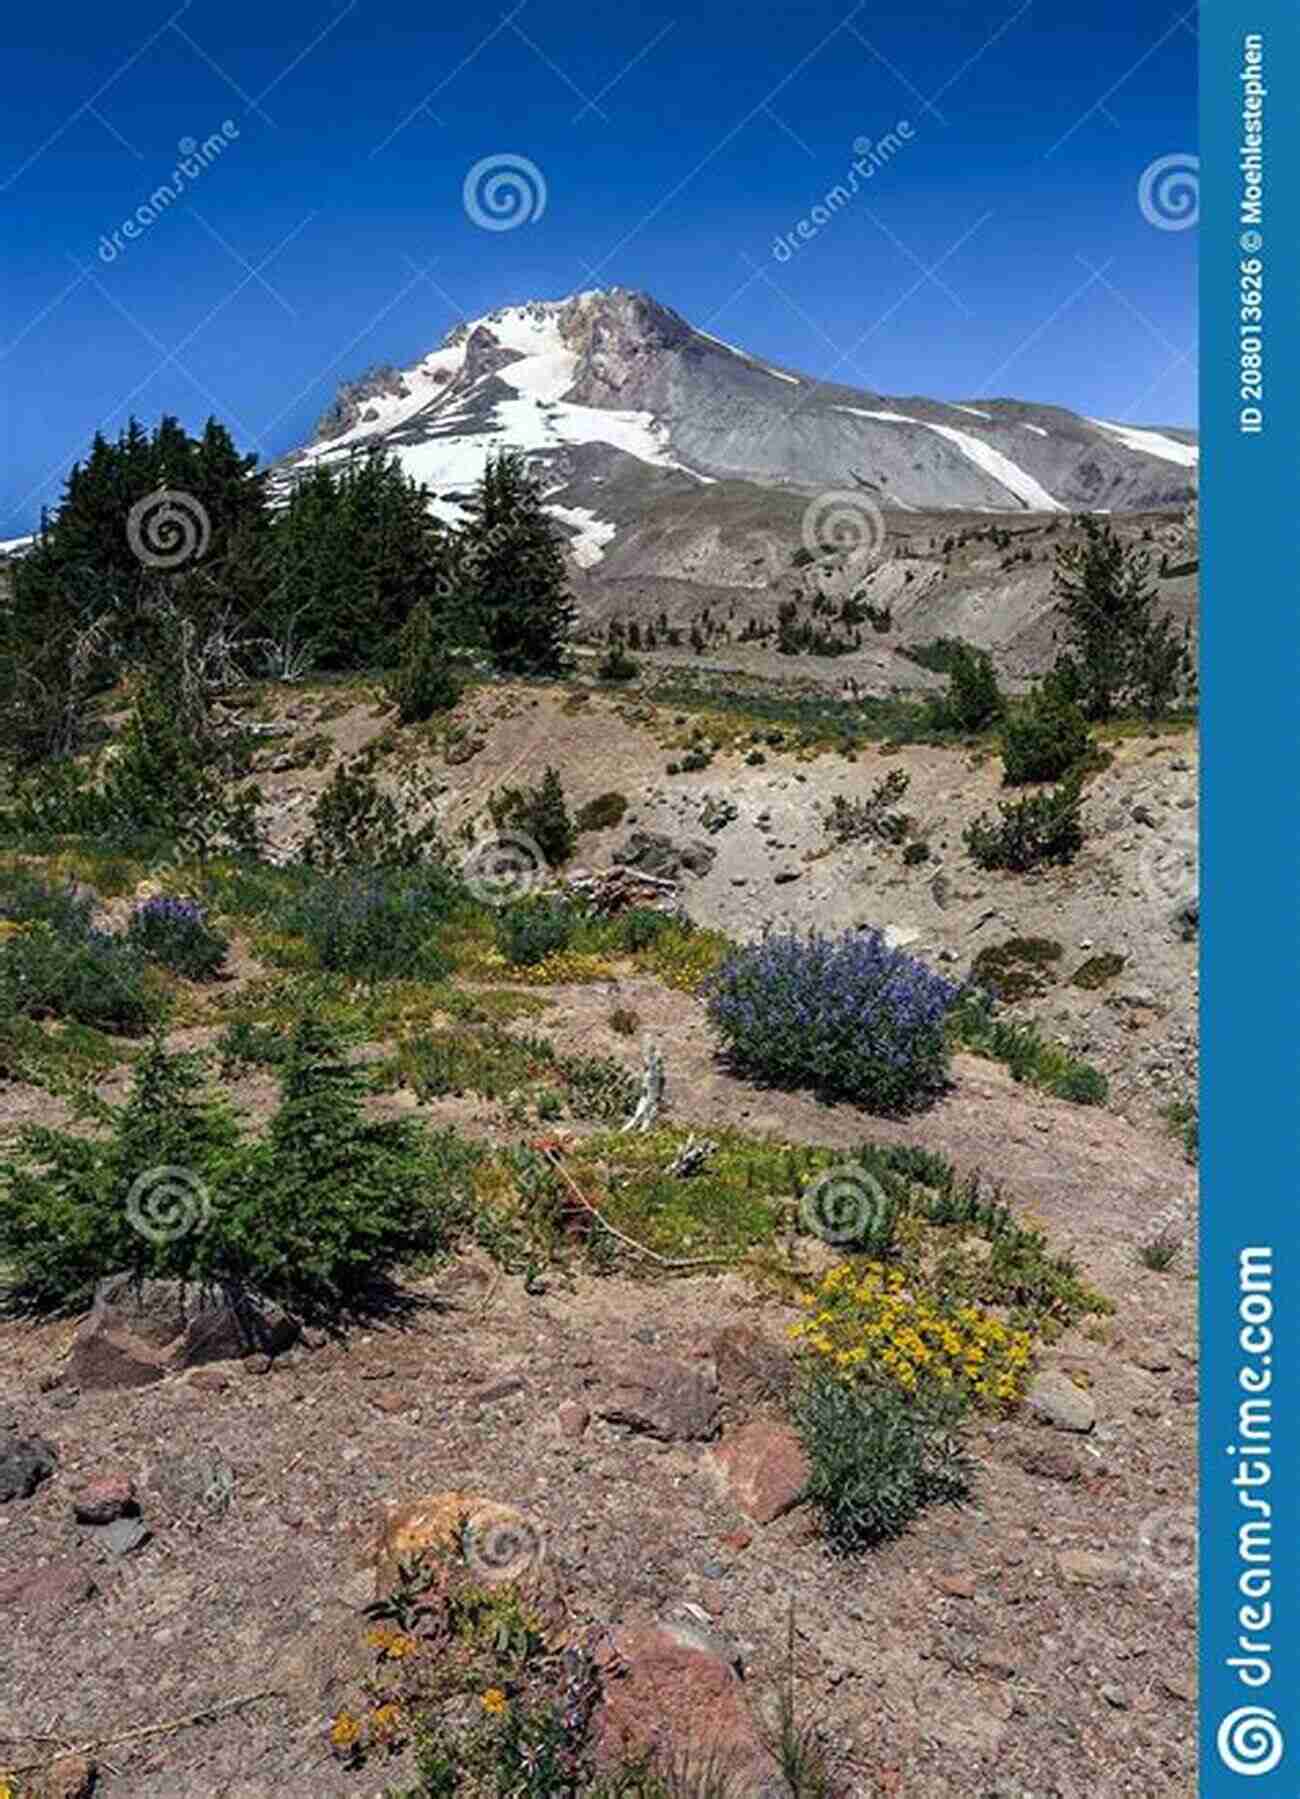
<box><xmin>1087</xmin><ymin>420</ymin><xmax>1199</xmax><ymax>468</ymax></box>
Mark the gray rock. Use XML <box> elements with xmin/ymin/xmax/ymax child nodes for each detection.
<box><xmin>596</xmin><ymin>1354</ymin><xmax>720</xmax><ymax>1442</ymax></box>
<box><xmin>0</xmin><ymin>1432</ymin><xmax>58</xmax><ymax>1502</ymax></box>
<box><xmin>69</xmin><ymin>1274</ymin><xmax>299</xmax><ymax>1391</ymax></box>
<box><xmin>100</xmin><ymin>1516</ymin><xmax>151</xmax><ymax>1556</ymax></box>
<box><xmin>1027</xmin><ymin>1371</ymin><xmax>1096</xmax><ymax>1433</ymax></box>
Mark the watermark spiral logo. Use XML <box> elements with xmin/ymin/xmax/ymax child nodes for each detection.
<box><xmin>800</xmin><ymin>491</ymin><xmax>886</xmax><ymax>570</ymax></box>
<box><xmin>461</xmin><ymin>831</ymin><xmax>547</xmax><ymax>905</ymax></box>
<box><xmin>463</xmin><ymin>154</ymin><xmax>547</xmax><ymax>231</ymax></box>
<box><xmin>800</xmin><ymin>1162</ymin><xmax>888</xmax><ymax>1247</ymax></box>
<box><xmin>126</xmin><ymin>488</ymin><xmax>212</xmax><ymax>569</ymax></box>
<box><xmin>1216</xmin><ymin>1705</ymin><xmax>1284</xmax><ymax>1777</ymax></box>
<box><xmin>126</xmin><ymin>1165</ymin><xmax>212</xmax><ymax>1244</ymax></box>
<box><xmin>1138</xmin><ymin>153</ymin><xmax>1199</xmax><ymax>231</ymax></box>
<box><xmin>464</xmin><ymin>1515</ymin><xmax>545</xmax><ymax>1581</ymax></box>
<box><xmin>1135</xmin><ymin>1503</ymin><xmax>1197</xmax><ymax>1587</ymax></box>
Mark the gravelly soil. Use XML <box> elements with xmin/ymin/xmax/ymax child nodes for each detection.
<box><xmin>1</xmin><ymin>1040</ymin><xmax>1196</xmax><ymax>1798</ymax></box>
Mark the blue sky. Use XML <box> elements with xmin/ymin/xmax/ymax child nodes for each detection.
<box><xmin>1</xmin><ymin>0</ymin><xmax>1197</xmax><ymax>535</ymax></box>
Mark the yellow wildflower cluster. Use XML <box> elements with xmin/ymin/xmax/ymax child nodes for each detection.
<box><xmin>497</xmin><ymin>950</ymin><xmax>620</xmax><ymax>986</ymax></box>
<box><xmin>481</xmin><ymin>1687</ymin><xmax>510</xmax><ymax>1716</ymax></box>
<box><xmin>365</xmin><ymin>1624</ymin><xmax>420</xmax><ymax>1660</ymax></box>
<box><xmin>789</xmin><ymin>1262</ymin><xmax>1033</xmax><ymax>1409</ymax></box>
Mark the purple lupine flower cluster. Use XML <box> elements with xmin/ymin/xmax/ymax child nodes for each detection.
<box><xmin>705</xmin><ymin>926</ymin><xmax>961</xmax><ymax>1113</ymax></box>
<box><xmin>127</xmin><ymin>894</ymin><xmax>229</xmax><ymax>980</ymax></box>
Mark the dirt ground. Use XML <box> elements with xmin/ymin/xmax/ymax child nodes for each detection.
<box><xmin>1</xmin><ymin>972</ymin><xmax>1197</xmax><ymax>1797</ymax></box>
<box><xmin>1</xmin><ymin>672</ymin><xmax>1199</xmax><ymax>1798</ymax></box>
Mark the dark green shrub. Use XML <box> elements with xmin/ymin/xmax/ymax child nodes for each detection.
<box><xmin>824</xmin><ymin>770</ymin><xmax>910</xmax><ymax>846</ymax></box>
<box><xmin>793</xmin><ymin>1371</ymin><xmax>971</xmax><ymax>1553</ymax></box>
<box><xmin>970</xmin><ymin>936</ymin><xmax>1062</xmax><ymax>1002</ymax></box>
<box><xmin>0</xmin><ymin>892</ymin><xmax>153</xmax><ymax>1034</ymax></box>
<box><xmin>965</xmin><ymin>773</ymin><xmax>1085</xmax><ymax>871</ymax></box>
<box><xmin>302</xmin><ymin>754</ymin><xmax>446</xmax><ymax>871</ymax></box>
<box><xmin>1000</xmin><ymin>687</ymin><xmax>1092</xmax><ymax>785</ymax></box>
<box><xmin>902</xmin><ymin>840</ymin><xmax>930</xmax><ymax>865</ymax></box>
<box><xmin>926</xmin><ymin>644</ymin><xmax>1004</xmax><ymax>733</ymax></box>
<box><xmin>274</xmin><ymin>869</ymin><xmax>457</xmax><ymax>981</ymax></box>
<box><xmin>596</xmin><ymin>645</ymin><xmax>640</xmax><ymax>682</ymax></box>
<box><xmin>487</xmin><ymin>767</ymin><xmax>575</xmax><ymax>868</ymax></box>
<box><xmin>616</xmin><ymin>908</ymin><xmax>674</xmax><ymax>953</ymax></box>
<box><xmin>575</xmin><ymin>792</ymin><xmax>628</xmax><ymax>833</ymax></box>
<box><xmin>1071</xmin><ymin>951</ymin><xmax>1125</xmax><ymax>989</ymax></box>
<box><xmin>387</xmin><ymin>600</ymin><xmax>461</xmax><ymax>723</ymax></box>
<box><xmin>127</xmin><ymin>897</ymin><xmax>229</xmax><ymax>980</ymax></box>
<box><xmin>0</xmin><ymin>1019</ymin><xmax>478</xmax><ymax>1316</ymax></box>
<box><xmin>496</xmin><ymin>897</ymin><xmax>575</xmax><ymax>968</ymax></box>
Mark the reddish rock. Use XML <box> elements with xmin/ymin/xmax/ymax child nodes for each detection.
<box><xmin>368</xmin><ymin>1388</ymin><xmax>413</xmax><ymax>1415</ymax></box>
<box><xmin>72</xmin><ymin>1473</ymin><xmax>136</xmax><ymax>1525</ymax></box>
<box><xmin>188</xmin><ymin>1368</ymin><xmax>230</xmax><ymax>1393</ymax></box>
<box><xmin>708</xmin><ymin>1419</ymin><xmax>809</xmax><ymax>1524</ymax></box>
<box><xmin>556</xmin><ymin>1400</ymin><xmax>590</xmax><ymax>1439</ymax></box>
<box><xmin>720</xmin><ymin>1529</ymin><xmax>753</xmax><ymax>1553</ymax></box>
<box><xmin>0</xmin><ymin>1560</ymin><xmax>98</xmax><ymax>1616</ymax></box>
<box><xmin>935</xmin><ymin>1572</ymin><xmax>977</xmax><ymax>1599</ymax></box>
<box><xmin>596</xmin><ymin>1354</ymin><xmax>720</xmax><ymax>1442</ymax></box>
<box><xmin>591</xmin><ymin>1619</ymin><xmax>773</xmax><ymax>1784</ymax></box>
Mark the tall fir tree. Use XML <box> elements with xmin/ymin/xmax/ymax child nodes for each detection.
<box><xmin>1051</xmin><ymin>515</ymin><xmax>1195</xmax><ymax>720</ymax></box>
<box><xmin>460</xmin><ymin>450</ymin><xmax>575</xmax><ymax>675</ymax></box>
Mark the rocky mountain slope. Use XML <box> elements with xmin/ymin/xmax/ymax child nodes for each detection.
<box><xmin>282</xmin><ymin>288</ymin><xmax>1198</xmax><ymax>574</ymax></box>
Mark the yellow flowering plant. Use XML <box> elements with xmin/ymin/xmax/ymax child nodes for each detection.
<box><xmin>790</xmin><ymin>1261</ymin><xmax>1034</xmax><ymax>1411</ymax></box>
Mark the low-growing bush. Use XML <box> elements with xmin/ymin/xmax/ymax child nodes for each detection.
<box><xmin>487</xmin><ymin>767</ymin><xmax>575</xmax><ymax>867</ymax></box>
<box><xmin>823</xmin><ymin>770</ymin><xmax>910</xmax><ymax>846</ymax></box>
<box><xmin>707</xmin><ymin>927</ymin><xmax>960</xmax><ymax>1113</ymax></box>
<box><xmin>948</xmin><ymin>988</ymin><xmax>1108</xmax><ymax>1105</ymax></box>
<box><xmin>970</xmin><ymin>936</ymin><xmax>1062</xmax><ymax>1003</ymax></box>
<box><xmin>0</xmin><ymin>1017</ymin><xmax>478</xmax><ymax>1315</ymax></box>
<box><xmin>0</xmin><ymin>919</ymin><xmax>153</xmax><ymax>1034</ymax></box>
<box><xmin>273</xmin><ymin>869</ymin><xmax>458</xmax><ymax>981</ymax></box>
<box><xmin>575</xmin><ymin>791</ymin><xmax>629</xmax><ymax>833</ymax></box>
<box><xmin>1000</xmin><ymin>686</ymin><xmax>1093</xmax><ymax>785</ymax></box>
<box><xmin>792</xmin><ymin>1370</ymin><xmax>971</xmax><ymax>1553</ymax></box>
<box><xmin>790</xmin><ymin>1261</ymin><xmax>1033</xmax><ymax>1409</ymax></box>
<box><xmin>965</xmin><ymin>773</ymin><xmax>1085</xmax><ymax>871</ymax></box>
<box><xmin>127</xmin><ymin>896</ymin><xmax>229</xmax><ymax>981</ymax></box>
<box><xmin>302</xmin><ymin>754</ymin><xmax>446</xmax><ymax>871</ymax></box>
<box><xmin>495</xmin><ymin>898</ymin><xmax>576</xmax><ymax>969</ymax></box>
<box><xmin>925</xmin><ymin>644</ymin><xmax>1004</xmax><ymax>733</ymax></box>
<box><xmin>596</xmin><ymin>645</ymin><xmax>640</xmax><ymax>682</ymax></box>
<box><xmin>615</xmin><ymin>907</ymin><xmax>674</xmax><ymax>953</ymax></box>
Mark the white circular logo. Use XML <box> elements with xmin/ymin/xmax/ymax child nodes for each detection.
<box><xmin>1139</xmin><ymin>820</ymin><xmax>1198</xmax><ymax>910</ymax></box>
<box><xmin>126</xmin><ymin>488</ymin><xmax>212</xmax><ymax>568</ymax></box>
<box><xmin>463</xmin><ymin>1515</ymin><xmax>545</xmax><ymax>1581</ymax></box>
<box><xmin>799</xmin><ymin>1163</ymin><xmax>889</xmax><ymax>1246</ymax></box>
<box><xmin>1138</xmin><ymin>153</ymin><xmax>1199</xmax><ymax>231</ymax></box>
<box><xmin>462</xmin><ymin>154</ymin><xmax>547</xmax><ymax>231</ymax></box>
<box><xmin>800</xmin><ymin>491</ymin><xmax>886</xmax><ymax>571</ymax></box>
<box><xmin>1217</xmin><ymin>1706</ymin><xmax>1284</xmax><ymax>1777</ymax></box>
<box><xmin>1135</xmin><ymin>1503</ymin><xmax>1197</xmax><ymax>1587</ymax></box>
<box><xmin>461</xmin><ymin>831</ymin><xmax>547</xmax><ymax>905</ymax></box>
<box><xmin>126</xmin><ymin>1165</ymin><xmax>212</xmax><ymax>1243</ymax></box>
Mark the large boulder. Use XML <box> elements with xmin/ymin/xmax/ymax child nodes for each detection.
<box><xmin>711</xmin><ymin>1324</ymin><xmax>792</xmax><ymax>1423</ymax></box>
<box><xmin>68</xmin><ymin>1275</ymin><xmax>298</xmax><ymax>1392</ymax></box>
